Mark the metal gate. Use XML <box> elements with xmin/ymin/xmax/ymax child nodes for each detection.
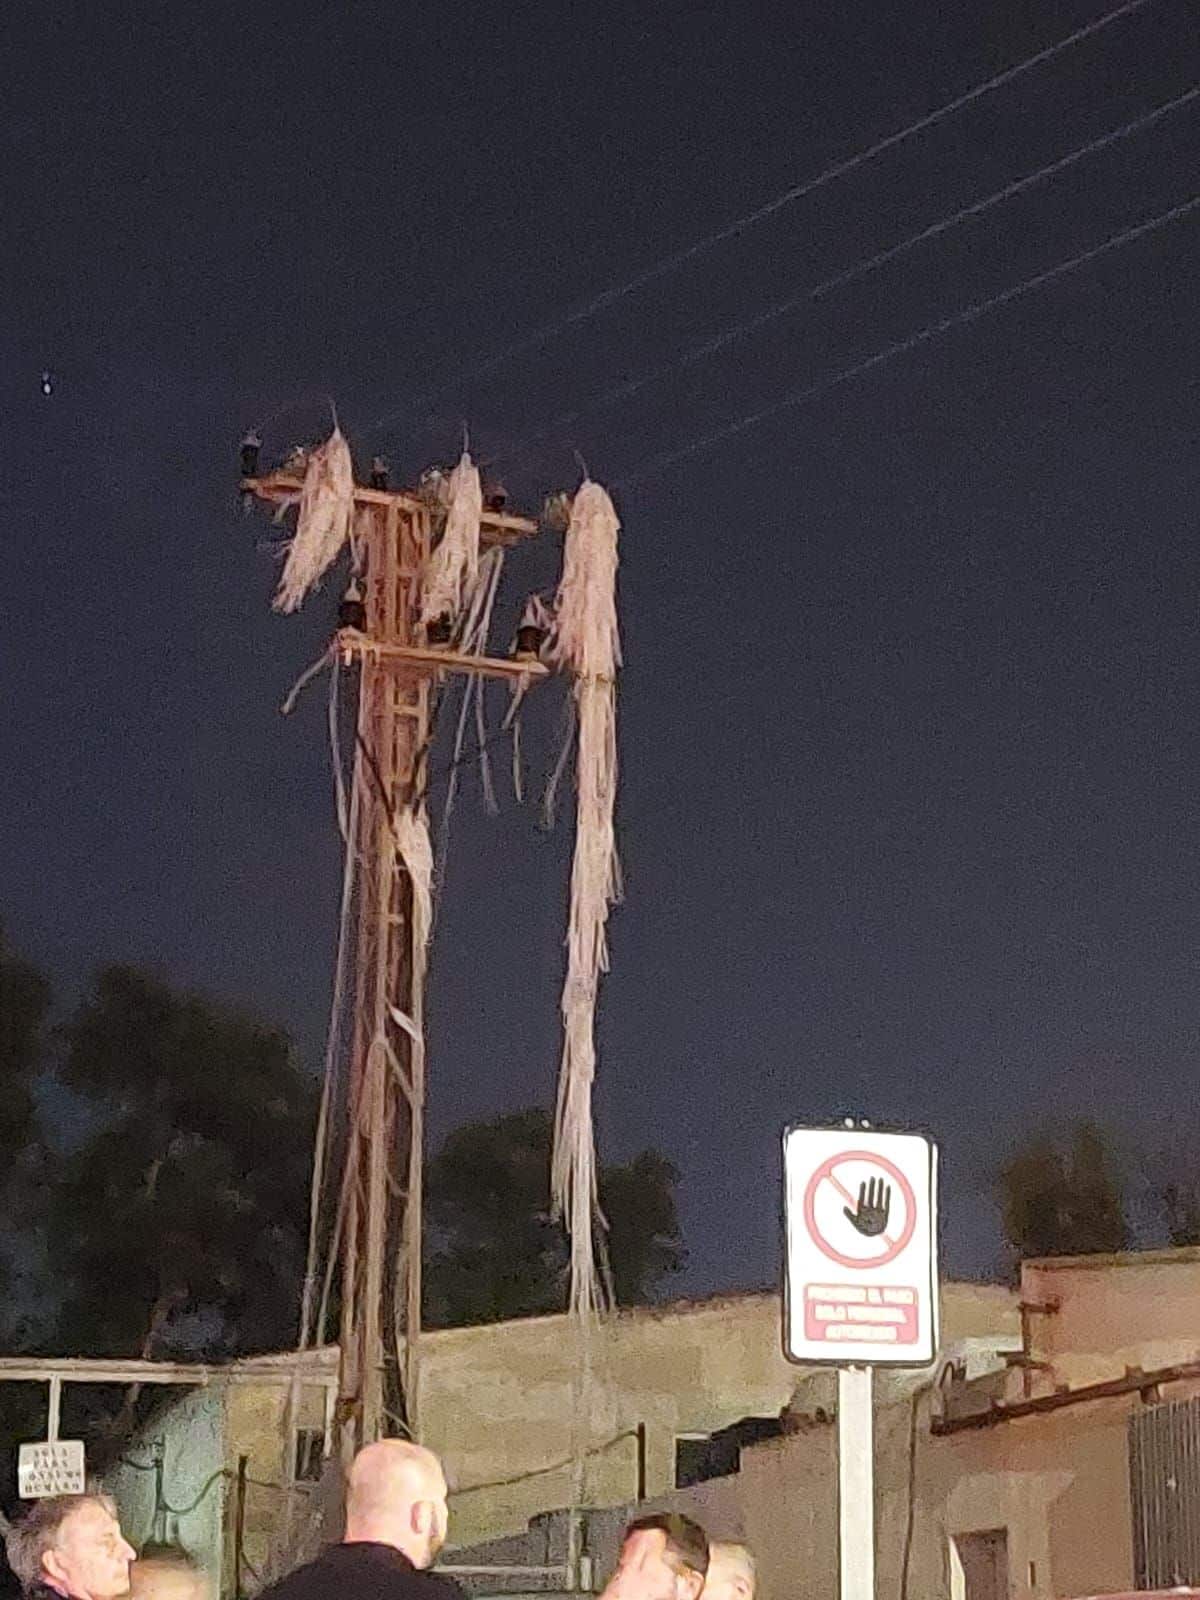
<box><xmin>1130</xmin><ymin>1396</ymin><xmax>1200</xmax><ymax>1587</ymax></box>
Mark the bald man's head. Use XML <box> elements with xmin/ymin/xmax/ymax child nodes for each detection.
<box><xmin>705</xmin><ymin>1544</ymin><xmax>756</xmax><ymax>1600</ymax></box>
<box><xmin>344</xmin><ymin>1441</ymin><xmax>450</xmax><ymax>1569</ymax></box>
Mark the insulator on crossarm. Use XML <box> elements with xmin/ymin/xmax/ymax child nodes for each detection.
<box><xmin>240</xmin><ymin>431</ymin><xmax>261</xmax><ymax>479</ymax></box>
<box><xmin>512</xmin><ymin>594</ymin><xmax>551</xmax><ymax>663</ymax></box>
<box><xmin>338</xmin><ymin>580</ymin><xmax>366</xmax><ymax>633</ymax></box>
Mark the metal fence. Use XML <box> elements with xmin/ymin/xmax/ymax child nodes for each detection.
<box><xmin>1130</xmin><ymin>1396</ymin><xmax>1200</xmax><ymax>1587</ymax></box>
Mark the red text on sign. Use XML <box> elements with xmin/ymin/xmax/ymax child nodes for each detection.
<box><xmin>803</xmin><ymin>1283</ymin><xmax>919</xmax><ymax>1344</ymax></box>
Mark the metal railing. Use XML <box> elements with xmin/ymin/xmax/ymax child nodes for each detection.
<box><xmin>1131</xmin><ymin>1395</ymin><xmax>1200</xmax><ymax>1588</ymax></box>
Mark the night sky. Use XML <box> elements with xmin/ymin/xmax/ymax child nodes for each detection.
<box><xmin>3</xmin><ymin>0</ymin><xmax>1199</xmax><ymax>1295</ymax></box>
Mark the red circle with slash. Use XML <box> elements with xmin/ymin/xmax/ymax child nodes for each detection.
<box><xmin>803</xmin><ymin>1150</ymin><xmax>917</xmax><ymax>1269</ymax></box>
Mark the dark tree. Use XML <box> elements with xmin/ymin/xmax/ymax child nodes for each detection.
<box><xmin>0</xmin><ymin>931</ymin><xmax>51</xmax><ymax>1325</ymax></box>
<box><xmin>1160</xmin><ymin>1178</ymin><xmax>1200</xmax><ymax>1248</ymax></box>
<box><xmin>601</xmin><ymin>1149</ymin><xmax>686</xmax><ymax>1306</ymax></box>
<box><xmin>47</xmin><ymin>965</ymin><xmax>318</xmax><ymax>1364</ymax></box>
<box><xmin>425</xmin><ymin>1108</ymin><xmax>564</xmax><ymax>1326</ymax></box>
<box><xmin>998</xmin><ymin>1120</ymin><xmax>1128</xmax><ymax>1266</ymax></box>
<box><xmin>1153</xmin><ymin>1131</ymin><xmax>1200</xmax><ymax>1248</ymax></box>
<box><xmin>0</xmin><ymin>930</ymin><xmax>53</xmax><ymax>1517</ymax></box>
<box><xmin>425</xmin><ymin>1107</ymin><xmax>684</xmax><ymax>1326</ymax></box>
<box><xmin>0</xmin><ymin>930</ymin><xmax>49</xmax><ymax>1170</ymax></box>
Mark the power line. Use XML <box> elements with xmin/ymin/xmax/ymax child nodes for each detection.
<box><xmin>159</xmin><ymin>1468</ymin><xmax>231</xmax><ymax>1517</ymax></box>
<box><xmin>614</xmin><ymin>190</ymin><xmax>1200</xmax><ymax>488</ymax></box>
<box><xmin>505</xmin><ymin>85</ymin><xmax>1199</xmax><ymax>459</ymax></box>
<box><xmin>369</xmin><ymin>0</ymin><xmax>1158</xmax><ymax>436</ymax></box>
<box><xmin>448</xmin><ymin>1428</ymin><xmax>638</xmax><ymax>1499</ymax></box>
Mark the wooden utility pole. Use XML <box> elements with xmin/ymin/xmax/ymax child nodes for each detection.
<box><xmin>244</xmin><ymin>470</ymin><xmax>543</xmax><ymax>1454</ymax></box>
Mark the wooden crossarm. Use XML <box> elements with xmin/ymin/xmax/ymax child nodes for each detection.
<box><xmin>335</xmin><ymin>629</ymin><xmax>550</xmax><ymax>682</ymax></box>
<box><xmin>240</xmin><ymin>474</ymin><xmax>539</xmax><ymax>545</ymax></box>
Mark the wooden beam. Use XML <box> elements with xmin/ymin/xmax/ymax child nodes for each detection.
<box><xmin>336</xmin><ymin>631</ymin><xmax>550</xmax><ymax>683</ymax></box>
<box><xmin>0</xmin><ymin>1359</ymin><xmax>215</xmax><ymax>1385</ymax></box>
<box><xmin>0</xmin><ymin>1358</ymin><xmax>336</xmax><ymax>1389</ymax></box>
<box><xmin>240</xmin><ymin>476</ymin><xmax>539</xmax><ymax>544</ymax></box>
<box><xmin>933</xmin><ymin>1356</ymin><xmax>1200</xmax><ymax>1434</ymax></box>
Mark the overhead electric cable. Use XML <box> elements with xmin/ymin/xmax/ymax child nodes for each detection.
<box><xmin>369</xmin><ymin>0</ymin><xmax>1157</xmax><ymax>435</ymax></box>
<box><xmin>506</xmin><ymin>85</ymin><xmax>1198</xmax><ymax>454</ymax></box>
<box><xmin>614</xmin><ymin>190</ymin><xmax>1200</xmax><ymax>487</ymax></box>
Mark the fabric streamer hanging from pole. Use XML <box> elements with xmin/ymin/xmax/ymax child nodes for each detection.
<box><xmin>420</xmin><ymin>450</ymin><xmax>482</xmax><ymax>627</ymax></box>
<box><xmin>394</xmin><ymin>803</ymin><xmax>434</xmax><ymax>966</ymax></box>
<box><xmin>274</xmin><ymin>427</ymin><xmax>356</xmax><ymax>614</ymax></box>
<box><xmin>548</xmin><ymin>480</ymin><xmax>621</xmax><ymax>1323</ymax></box>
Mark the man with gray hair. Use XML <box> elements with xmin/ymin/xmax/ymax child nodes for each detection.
<box><xmin>129</xmin><ymin>1545</ymin><xmax>211</xmax><ymax>1600</ymax></box>
<box><xmin>704</xmin><ymin>1543</ymin><xmax>756</xmax><ymax>1600</ymax></box>
<box><xmin>5</xmin><ymin>1496</ymin><xmax>135</xmax><ymax>1600</ymax></box>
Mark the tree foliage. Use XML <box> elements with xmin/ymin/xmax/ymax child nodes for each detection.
<box><xmin>0</xmin><ymin>931</ymin><xmax>51</xmax><ymax>1328</ymax></box>
<box><xmin>0</xmin><ymin>929</ymin><xmax>49</xmax><ymax>1170</ymax></box>
<box><xmin>47</xmin><ymin>965</ymin><xmax>317</xmax><ymax>1362</ymax></box>
<box><xmin>601</xmin><ymin>1149</ymin><xmax>687</xmax><ymax>1306</ymax></box>
<box><xmin>998</xmin><ymin>1119</ymin><xmax>1129</xmax><ymax>1266</ymax></box>
<box><xmin>1155</xmin><ymin>1133</ymin><xmax>1200</xmax><ymax>1248</ymax></box>
<box><xmin>425</xmin><ymin>1107</ymin><xmax>685</xmax><ymax>1326</ymax></box>
<box><xmin>1160</xmin><ymin>1179</ymin><xmax>1200</xmax><ymax>1248</ymax></box>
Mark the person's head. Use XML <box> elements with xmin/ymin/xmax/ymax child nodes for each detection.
<box><xmin>614</xmin><ymin>1515</ymin><xmax>709</xmax><ymax>1600</ymax></box>
<box><xmin>129</xmin><ymin>1547</ymin><xmax>209</xmax><ymax>1600</ymax></box>
<box><xmin>704</xmin><ymin>1544</ymin><xmax>756</xmax><ymax>1600</ymax></box>
<box><xmin>5</xmin><ymin>1495</ymin><xmax>135</xmax><ymax>1600</ymax></box>
<box><xmin>344</xmin><ymin>1441</ymin><xmax>450</xmax><ymax>1569</ymax></box>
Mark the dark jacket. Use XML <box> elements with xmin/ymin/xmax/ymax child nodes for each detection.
<box><xmin>257</xmin><ymin>1542</ymin><xmax>466</xmax><ymax>1600</ymax></box>
<box><xmin>22</xmin><ymin>1584</ymin><xmax>70</xmax><ymax>1600</ymax></box>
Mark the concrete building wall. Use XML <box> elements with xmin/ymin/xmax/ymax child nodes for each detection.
<box><xmin>704</xmin><ymin>1386</ymin><xmax>1137</xmax><ymax>1600</ymax></box>
<box><xmin>929</xmin><ymin>1397</ymin><xmax>1135</xmax><ymax>1600</ymax></box>
<box><xmin>425</xmin><ymin>1284</ymin><xmax>1016</xmax><ymax>1547</ymax></box>
<box><xmin>735</xmin><ymin>1251</ymin><xmax>1200</xmax><ymax>1600</ymax></box>
<box><xmin>1024</xmin><ymin>1251</ymin><xmax>1200</xmax><ymax>1386</ymax></box>
<box><xmin>114</xmin><ymin>1251</ymin><xmax>1200</xmax><ymax>1600</ymax></box>
<box><xmin>112</xmin><ymin>1281</ymin><xmax>1017</xmax><ymax>1590</ymax></box>
<box><xmin>107</xmin><ymin>1370</ymin><xmax>333</xmax><ymax>1598</ymax></box>
<box><xmin>736</xmin><ymin>1425</ymin><xmax>838</xmax><ymax>1600</ymax></box>
<box><xmin>427</xmin><ymin>1293</ymin><xmax>788</xmax><ymax>1548</ymax></box>
<box><xmin>718</xmin><ymin>1332</ymin><xmax>1200</xmax><ymax>1600</ymax></box>
<box><xmin>105</xmin><ymin>1387</ymin><xmax>228</xmax><ymax>1586</ymax></box>
<box><xmin>220</xmin><ymin>1377</ymin><xmax>330</xmax><ymax>1589</ymax></box>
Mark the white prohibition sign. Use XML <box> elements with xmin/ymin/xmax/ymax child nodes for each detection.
<box><xmin>783</xmin><ymin>1124</ymin><xmax>939</xmax><ymax>1370</ymax></box>
<box><xmin>804</xmin><ymin>1148</ymin><xmax>917</xmax><ymax>1269</ymax></box>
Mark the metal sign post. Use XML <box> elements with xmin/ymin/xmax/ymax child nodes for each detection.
<box><xmin>838</xmin><ymin>1365</ymin><xmax>874</xmax><ymax>1600</ymax></box>
<box><xmin>47</xmin><ymin>1376</ymin><xmax>61</xmax><ymax>1443</ymax></box>
<box><xmin>783</xmin><ymin>1123</ymin><xmax>939</xmax><ymax>1600</ymax></box>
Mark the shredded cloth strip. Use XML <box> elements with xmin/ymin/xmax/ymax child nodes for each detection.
<box><xmin>273</xmin><ymin>426</ymin><xmax>355</xmax><ymax>614</ymax></box>
<box><xmin>548</xmin><ymin>480</ymin><xmax>621</xmax><ymax>1323</ymax></box>
<box><xmin>420</xmin><ymin>450</ymin><xmax>482</xmax><ymax>626</ymax></box>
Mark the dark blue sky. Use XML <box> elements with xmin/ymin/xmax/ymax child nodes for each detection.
<box><xmin>3</xmin><ymin>0</ymin><xmax>1199</xmax><ymax>1294</ymax></box>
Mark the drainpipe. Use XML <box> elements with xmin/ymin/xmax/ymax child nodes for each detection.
<box><xmin>153</xmin><ymin>1441</ymin><xmax>167</xmax><ymax>1545</ymax></box>
<box><xmin>234</xmin><ymin>1456</ymin><xmax>248</xmax><ymax>1600</ymax></box>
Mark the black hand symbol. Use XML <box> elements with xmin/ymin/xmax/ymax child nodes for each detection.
<box><xmin>845</xmin><ymin>1177</ymin><xmax>891</xmax><ymax>1237</ymax></box>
